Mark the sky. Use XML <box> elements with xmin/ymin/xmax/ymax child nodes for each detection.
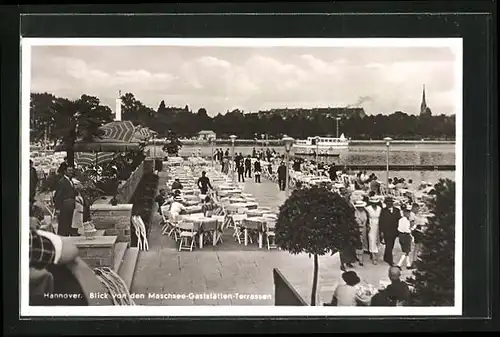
<box><xmin>30</xmin><ymin>44</ymin><xmax>459</xmax><ymax>117</ymax></box>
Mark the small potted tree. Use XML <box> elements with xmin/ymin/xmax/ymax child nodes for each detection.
<box><xmin>276</xmin><ymin>185</ymin><xmax>360</xmax><ymax>306</ymax></box>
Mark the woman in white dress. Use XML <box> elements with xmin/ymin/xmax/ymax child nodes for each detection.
<box><xmin>72</xmin><ymin>184</ymin><xmax>85</xmax><ymax>235</ymax></box>
<box><xmin>365</xmin><ymin>197</ymin><xmax>382</xmax><ymax>264</ymax></box>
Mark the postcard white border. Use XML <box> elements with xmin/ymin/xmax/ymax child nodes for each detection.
<box><xmin>20</xmin><ymin>38</ymin><xmax>463</xmax><ymax>317</ymax></box>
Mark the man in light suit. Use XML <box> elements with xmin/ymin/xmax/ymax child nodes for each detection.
<box><xmin>53</xmin><ymin>166</ymin><xmax>77</xmax><ymax>236</ymax></box>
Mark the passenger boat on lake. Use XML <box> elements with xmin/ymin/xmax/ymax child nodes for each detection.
<box><xmin>294</xmin><ymin>134</ymin><xmax>349</xmax><ymax>156</ymax></box>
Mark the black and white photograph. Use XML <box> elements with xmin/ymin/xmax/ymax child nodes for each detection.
<box><xmin>21</xmin><ymin>38</ymin><xmax>462</xmax><ymax>316</ymax></box>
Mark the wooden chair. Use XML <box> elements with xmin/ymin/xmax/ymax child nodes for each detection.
<box><xmin>265</xmin><ymin>220</ymin><xmax>277</xmax><ymax>250</ymax></box>
<box><xmin>178</xmin><ymin>222</ymin><xmax>197</xmax><ymax>252</ymax></box>
<box><xmin>236</xmin><ymin>208</ymin><xmax>254</xmax><ymax>244</ymax></box>
<box><xmin>160</xmin><ymin>205</ymin><xmax>178</xmax><ymax>239</ymax></box>
<box><xmin>211</xmin><ymin>215</ymin><xmax>226</xmax><ymax>244</ymax></box>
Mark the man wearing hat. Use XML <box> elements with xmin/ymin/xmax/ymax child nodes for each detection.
<box><xmin>379</xmin><ymin>197</ymin><xmax>401</xmax><ymax>266</ymax></box>
<box><xmin>168</xmin><ymin>194</ymin><xmax>187</xmax><ymax>222</ymax></box>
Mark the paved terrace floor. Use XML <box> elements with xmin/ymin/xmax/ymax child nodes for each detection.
<box><xmin>131</xmin><ymin>165</ymin><xmax>413</xmax><ymax>306</ymax></box>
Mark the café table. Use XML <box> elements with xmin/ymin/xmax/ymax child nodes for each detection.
<box><xmin>244</xmin><ymin>202</ymin><xmax>259</xmax><ymax>210</ymax></box>
<box><xmin>225</xmin><ymin>189</ymin><xmax>243</xmax><ymax>195</ymax></box>
<box><xmin>246</xmin><ymin>209</ymin><xmax>264</xmax><ymax>218</ymax></box>
<box><xmin>180</xmin><ymin>214</ymin><xmax>220</xmax><ymax>248</ymax></box>
<box><xmin>225</xmin><ymin>203</ymin><xmax>249</xmax><ymax>213</ymax></box>
<box><xmin>218</xmin><ymin>185</ymin><xmax>237</xmax><ymax>191</ymax></box>
<box><xmin>242</xmin><ymin>217</ymin><xmax>269</xmax><ymax>248</ymax></box>
<box><xmin>229</xmin><ymin>197</ymin><xmax>246</xmax><ymax>203</ymax></box>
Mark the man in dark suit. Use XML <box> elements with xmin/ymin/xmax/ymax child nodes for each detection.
<box><xmin>57</xmin><ymin>157</ymin><xmax>69</xmax><ymax>176</ymax></box>
<box><xmin>328</xmin><ymin>163</ymin><xmax>337</xmax><ymax>181</ymax></box>
<box><xmin>379</xmin><ymin>197</ymin><xmax>401</xmax><ymax>266</ymax></box>
<box><xmin>277</xmin><ymin>162</ymin><xmax>287</xmax><ymax>191</ymax></box>
<box><xmin>53</xmin><ymin>166</ymin><xmax>77</xmax><ymax>236</ymax></box>
<box><xmin>237</xmin><ymin>164</ymin><xmax>245</xmax><ymax>182</ymax></box>
<box><xmin>254</xmin><ymin>159</ymin><xmax>262</xmax><ymax>183</ymax></box>
<box><xmin>244</xmin><ymin>155</ymin><xmax>252</xmax><ymax>178</ymax></box>
<box><xmin>30</xmin><ymin>160</ymin><xmax>38</xmax><ymax>205</ymax></box>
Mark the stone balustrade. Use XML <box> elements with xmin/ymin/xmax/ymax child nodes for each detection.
<box><xmin>90</xmin><ymin>203</ymin><xmax>132</xmax><ymax>244</ymax></box>
<box><xmin>64</xmin><ymin>235</ymin><xmax>118</xmax><ymax>268</ymax></box>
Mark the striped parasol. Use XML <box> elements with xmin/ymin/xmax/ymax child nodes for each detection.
<box><xmin>75</xmin><ymin>152</ymin><xmax>117</xmax><ymax>167</ymax></box>
<box><xmin>134</xmin><ymin>126</ymin><xmax>157</xmax><ymax>141</ymax></box>
<box><xmin>99</xmin><ymin>121</ymin><xmax>136</xmax><ymax>142</ymax></box>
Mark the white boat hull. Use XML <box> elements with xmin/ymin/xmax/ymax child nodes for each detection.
<box><xmin>293</xmin><ymin>143</ymin><xmax>348</xmax><ymax>156</ymax></box>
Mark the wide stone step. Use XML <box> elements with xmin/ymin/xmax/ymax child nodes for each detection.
<box><xmin>113</xmin><ymin>242</ymin><xmax>128</xmax><ymax>272</ymax></box>
<box><xmin>118</xmin><ymin>247</ymin><xmax>140</xmax><ymax>291</ymax></box>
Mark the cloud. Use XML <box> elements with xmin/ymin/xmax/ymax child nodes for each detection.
<box><xmin>30</xmin><ymin>45</ymin><xmax>459</xmax><ymax>116</ymax></box>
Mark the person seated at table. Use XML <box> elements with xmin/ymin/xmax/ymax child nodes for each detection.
<box><xmin>330</xmin><ymin>271</ymin><xmax>361</xmax><ymax>306</ymax></box>
<box><xmin>169</xmin><ymin>195</ymin><xmax>188</xmax><ymax>222</ymax></box>
<box><xmin>202</xmin><ymin>196</ymin><xmax>217</xmax><ymax>217</ymax></box>
<box><xmin>171</xmin><ymin>178</ymin><xmax>183</xmax><ymax>191</ymax></box>
<box><xmin>155</xmin><ymin>189</ymin><xmax>167</xmax><ymax>215</ymax></box>
<box><xmin>197</xmin><ymin>171</ymin><xmax>213</xmax><ymax>195</ymax></box>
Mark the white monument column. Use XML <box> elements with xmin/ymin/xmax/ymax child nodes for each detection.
<box><xmin>115</xmin><ymin>90</ymin><xmax>122</xmax><ymax>121</ymax></box>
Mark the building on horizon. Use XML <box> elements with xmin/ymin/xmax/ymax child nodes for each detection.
<box><xmin>420</xmin><ymin>84</ymin><xmax>432</xmax><ymax>117</ymax></box>
<box><xmin>197</xmin><ymin>130</ymin><xmax>216</xmax><ymax>140</ymax></box>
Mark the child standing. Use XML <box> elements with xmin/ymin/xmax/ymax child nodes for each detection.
<box><xmin>396</xmin><ymin>205</ymin><xmax>414</xmax><ymax>269</ymax></box>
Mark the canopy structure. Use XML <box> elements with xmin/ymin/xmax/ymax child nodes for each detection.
<box><xmin>101</xmin><ymin>121</ymin><xmax>137</xmax><ymax>142</ymax></box>
<box><xmin>134</xmin><ymin>126</ymin><xmax>157</xmax><ymax>141</ymax></box>
<box><xmin>75</xmin><ymin>152</ymin><xmax>117</xmax><ymax>167</ymax></box>
<box><xmin>54</xmin><ymin>121</ymin><xmax>144</xmax><ymax>153</ymax></box>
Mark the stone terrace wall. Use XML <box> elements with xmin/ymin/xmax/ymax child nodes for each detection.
<box><xmin>115</xmin><ymin>159</ymin><xmax>154</xmax><ymax>203</ymax></box>
<box><xmin>90</xmin><ymin>204</ymin><xmax>132</xmax><ymax>244</ymax></box>
<box><xmin>116</xmin><ymin>161</ymin><xmax>144</xmax><ymax>204</ymax></box>
<box><xmin>65</xmin><ymin>236</ymin><xmax>117</xmax><ymax>268</ymax></box>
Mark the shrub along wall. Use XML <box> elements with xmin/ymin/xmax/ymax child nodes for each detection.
<box><xmin>129</xmin><ymin>173</ymin><xmax>159</xmax><ymax>247</ymax></box>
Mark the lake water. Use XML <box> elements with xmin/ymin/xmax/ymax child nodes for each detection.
<box><xmin>149</xmin><ymin>143</ymin><xmax>456</xmax><ymax>183</ymax></box>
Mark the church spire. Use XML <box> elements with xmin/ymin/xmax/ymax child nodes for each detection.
<box><xmin>420</xmin><ymin>84</ymin><xmax>428</xmax><ymax>115</ymax></box>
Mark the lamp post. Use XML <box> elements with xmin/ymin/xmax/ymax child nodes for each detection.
<box><xmin>336</xmin><ymin>117</ymin><xmax>341</xmax><ymax>138</ymax></box>
<box><xmin>283</xmin><ymin>135</ymin><xmax>295</xmax><ymax>198</ymax></box>
<box><xmin>261</xmin><ymin>134</ymin><xmax>265</xmax><ymax>153</ymax></box>
<box><xmin>383</xmin><ymin>137</ymin><xmax>393</xmax><ymax>186</ymax></box>
<box><xmin>210</xmin><ymin>136</ymin><xmax>215</xmax><ymax>167</ymax></box>
<box><xmin>314</xmin><ymin>136</ymin><xmax>320</xmax><ymax>173</ymax></box>
<box><xmin>230</xmin><ymin>135</ymin><xmax>237</xmax><ymax>181</ymax></box>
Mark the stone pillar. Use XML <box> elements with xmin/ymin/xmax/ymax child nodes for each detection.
<box><xmin>90</xmin><ymin>203</ymin><xmax>132</xmax><ymax>245</ymax></box>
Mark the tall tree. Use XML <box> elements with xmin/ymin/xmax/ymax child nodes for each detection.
<box><xmin>407</xmin><ymin>179</ymin><xmax>455</xmax><ymax>306</ymax></box>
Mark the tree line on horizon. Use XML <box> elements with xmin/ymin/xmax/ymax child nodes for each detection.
<box><xmin>30</xmin><ymin>92</ymin><xmax>456</xmax><ymax>144</ymax></box>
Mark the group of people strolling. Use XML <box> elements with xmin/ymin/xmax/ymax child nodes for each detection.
<box><xmin>220</xmin><ymin>153</ymin><xmax>263</xmax><ymax>184</ymax></box>
<box><xmin>340</xmin><ymin>195</ymin><xmax>425</xmax><ymax>271</ymax></box>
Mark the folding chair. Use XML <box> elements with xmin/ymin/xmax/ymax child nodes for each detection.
<box><xmin>160</xmin><ymin>205</ymin><xmax>177</xmax><ymax>238</ymax></box>
<box><xmin>232</xmin><ymin>208</ymin><xmax>248</xmax><ymax>244</ymax></box>
<box><xmin>178</xmin><ymin>222</ymin><xmax>197</xmax><ymax>252</ymax></box>
<box><xmin>265</xmin><ymin>219</ymin><xmax>277</xmax><ymax>250</ymax></box>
